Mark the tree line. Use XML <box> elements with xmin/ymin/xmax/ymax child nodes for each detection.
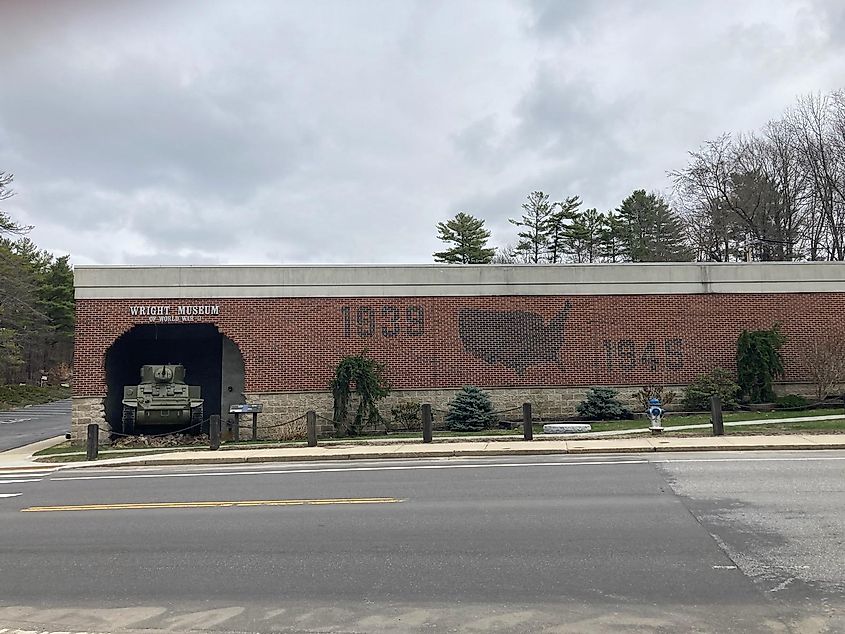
<box><xmin>435</xmin><ymin>89</ymin><xmax>845</xmax><ymax>264</ymax></box>
<box><xmin>0</xmin><ymin>172</ymin><xmax>74</xmax><ymax>384</ymax></box>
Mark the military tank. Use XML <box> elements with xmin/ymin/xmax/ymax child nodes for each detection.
<box><xmin>122</xmin><ymin>364</ymin><xmax>203</xmax><ymax>434</ymax></box>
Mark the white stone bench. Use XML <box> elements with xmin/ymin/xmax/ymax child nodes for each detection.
<box><xmin>543</xmin><ymin>423</ymin><xmax>592</xmax><ymax>434</ymax></box>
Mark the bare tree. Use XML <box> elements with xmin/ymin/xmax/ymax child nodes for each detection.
<box><xmin>671</xmin><ymin>135</ymin><xmax>748</xmax><ymax>261</ymax></box>
<box><xmin>0</xmin><ymin>172</ymin><xmax>32</xmax><ymax>236</ymax></box>
<box><xmin>673</xmin><ymin>116</ymin><xmax>810</xmax><ymax>261</ymax></box>
<box><xmin>801</xmin><ymin>333</ymin><xmax>845</xmax><ymax>400</ymax></box>
<box><xmin>791</xmin><ymin>93</ymin><xmax>845</xmax><ymax>260</ymax></box>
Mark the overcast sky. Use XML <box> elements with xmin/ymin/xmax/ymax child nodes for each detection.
<box><xmin>1</xmin><ymin>0</ymin><xmax>844</xmax><ymax>265</ymax></box>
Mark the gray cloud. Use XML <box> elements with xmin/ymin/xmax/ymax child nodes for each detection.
<box><xmin>0</xmin><ymin>0</ymin><xmax>843</xmax><ymax>265</ymax></box>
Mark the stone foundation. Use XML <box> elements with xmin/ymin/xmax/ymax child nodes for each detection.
<box><xmin>71</xmin><ymin>382</ymin><xmax>821</xmax><ymax>444</ymax></box>
<box><xmin>70</xmin><ymin>396</ymin><xmax>109</xmax><ymax>444</ymax></box>
<box><xmin>249</xmin><ymin>385</ymin><xmax>671</xmax><ymax>438</ymax></box>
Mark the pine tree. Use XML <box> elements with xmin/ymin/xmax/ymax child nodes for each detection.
<box><xmin>509</xmin><ymin>191</ymin><xmax>554</xmax><ymax>263</ymax></box>
<box><xmin>598</xmin><ymin>212</ymin><xmax>625</xmax><ymax>262</ymax></box>
<box><xmin>444</xmin><ymin>385</ymin><xmax>496</xmax><ymax>432</ymax></box>
<box><xmin>546</xmin><ymin>195</ymin><xmax>582</xmax><ymax>263</ymax></box>
<box><xmin>433</xmin><ymin>212</ymin><xmax>496</xmax><ymax>264</ymax></box>
<box><xmin>616</xmin><ymin>190</ymin><xmax>693</xmax><ymax>262</ymax></box>
<box><xmin>563</xmin><ymin>207</ymin><xmax>605</xmax><ymax>263</ymax></box>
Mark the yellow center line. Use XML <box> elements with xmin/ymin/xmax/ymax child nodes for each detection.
<box><xmin>21</xmin><ymin>497</ymin><xmax>403</xmax><ymax>513</ymax></box>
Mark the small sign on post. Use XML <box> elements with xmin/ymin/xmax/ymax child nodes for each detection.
<box><xmin>230</xmin><ymin>404</ymin><xmax>263</xmax><ymax>442</ymax></box>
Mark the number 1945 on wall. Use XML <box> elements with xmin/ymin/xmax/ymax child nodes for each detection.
<box><xmin>601</xmin><ymin>338</ymin><xmax>684</xmax><ymax>372</ymax></box>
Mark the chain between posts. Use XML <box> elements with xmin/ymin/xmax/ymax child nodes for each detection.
<box><xmin>107</xmin><ymin>421</ymin><xmax>204</xmax><ymax>438</ymax></box>
<box><xmin>236</xmin><ymin>414</ymin><xmax>306</xmax><ymax>430</ymax></box>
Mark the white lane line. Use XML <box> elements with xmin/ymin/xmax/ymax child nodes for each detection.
<box><xmin>0</xmin><ymin>478</ymin><xmax>41</xmax><ymax>484</ymax></box>
<box><xmin>768</xmin><ymin>577</ymin><xmax>796</xmax><ymax>593</ymax></box>
<box><xmin>0</xmin><ymin>493</ymin><xmax>22</xmax><ymax>498</ymax></box>
<box><xmin>52</xmin><ymin>453</ymin><xmax>845</xmax><ymax>483</ymax></box>
<box><xmin>54</xmin><ymin>459</ymin><xmax>651</xmax><ymax>481</ymax></box>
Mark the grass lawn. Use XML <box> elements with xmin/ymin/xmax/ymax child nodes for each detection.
<box><xmin>663</xmin><ymin>418</ymin><xmax>845</xmax><ymax>436</ymax></box>
<box><xmin>584</xmin><ymin>408</ymin><xmax>842</xmax><ymax>432</ymax></box>
<box><xmin>34</xmin><ymin>406</ymin><xmax>845</xmax><ymax>462</ymax></box>
<box><xmin>0</xmin><ymin>384</ymin><xmax>71</xmax><ymax>410</ymax></box>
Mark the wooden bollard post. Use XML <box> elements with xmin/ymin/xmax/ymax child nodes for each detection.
<box><xmin>710</xmin><ymin>395</ymin><xmax>724</xmax><ymax>436</ymax></box>
<box><xmin>421</xmin><ymin>404</ymin><xmax>433</xmax><ymax>443</ymax></box>
<box><xmin>522</xmin><ymin>402</ymin><xmax>533</xmax><ymax>441</ymax></box>
<box><xmin>209</xmin><ymin>414</ymin><xmax>220</xmax><ymax>450</ymax></box>
<box><xmin>306</xmin><ymin>410</ymin><xmax>317</xmax><ymax>447</ymax></box>
<box><xmin>86</xmin><ymin>424</ymin><xmax>99</xmax><ymax>461</ymax></box>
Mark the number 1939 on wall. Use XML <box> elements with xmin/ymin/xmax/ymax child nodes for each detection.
<box><xmin>341</xmin><ymin>305</ymin><xmax>425</xmax><ymax>338</ymax></box>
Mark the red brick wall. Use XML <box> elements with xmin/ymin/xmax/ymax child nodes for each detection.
<box><xmin>73</xmin><ymin>293</ymin><xmax>843</xmax><ymax>396</ymax></box>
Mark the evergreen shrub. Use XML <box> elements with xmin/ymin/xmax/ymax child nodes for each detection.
<box><xmin>330</xmin><ymin>352</ymin><xmax>390</xmax><ymax>436</ymax></box>
<box><xmin>736</xmin><ymin>326</ymin><xmax>786</xmax><ymax>403</ymax></box>
<box><xmin>774</xmin><ymin>394</ymin><xmax>808</xmax><ymax>409</ymax></box>
<box><xmin>445</xmin><ymin>386</ymin><xmax>496</xmax><ymax>432</ymax></box>
<box><xmin>577</xmin><ymin>387</ymin><xmax>631</xmax><ymax>420</ymax></box>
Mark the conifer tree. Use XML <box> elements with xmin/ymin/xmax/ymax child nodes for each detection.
<box><xmin>616</xmin><ymin>190</ymin><xmax>693</xmax><ymax>262</ymax></box>
<box><xmin>433</xmin><ymin>212</ymin><xmax>496</xmax><ymax>264</ymax></box>
<box><xmin>509</xmin><ymin>191</ymin><xmax>554</xmax><ymax>263</ymax></box>
<box><xmin>444</xmin><ymin>385</ymin><xmax>496</xmax><ymax>432</ymax></box>
<box><xmin>546</xmin><ymin>195</ymin><xmax>582</xmax><ymax>263</ymax></box>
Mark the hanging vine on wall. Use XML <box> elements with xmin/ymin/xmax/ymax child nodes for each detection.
<box><xmin>330</xmin><ymin>351</ymin><xmax>390</xmax><ymax>436</ymax></box>
<box><xmin>736</xmin><ymin>325</ymin><xmax>786</xmax><ymax>403</ymax></box>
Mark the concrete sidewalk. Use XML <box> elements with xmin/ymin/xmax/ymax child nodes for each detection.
<box><xmin>3</xmin><ymin>433</ymin><xmax>844</xmax><ymax>471</ymax></box>
<box><xmin>0</xmin><ymin>435</ymin><xmax>69</xmax><ymax>472</ymax></box>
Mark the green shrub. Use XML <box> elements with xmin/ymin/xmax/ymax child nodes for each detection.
<box><xmin>577</xmin><ymin>387</ymin><xmax>632</xmax><ymax>420</ymax></box>
<box><xmin>330</xmin><ymin>352</ymin><xmax>390</xmax><ymax>436</ymax></box>
<box><xmin>390</xmin><ymin>401</ymin><xmax>421</xmax><ymax>431</ymax></box>
<box><xmin>775</xmin><ymin>394</ymin><xmax>808</xmax><ymax>409</ymax></box>
<box><xmin>0</xmin><ymin>384</ymin><xmax>71</xmax><ymax>410</ymax></box>
<box><xmin>737</xmin><ymin>326</ymin><xmax>785</xmax><ymax>403</ymax></box>
<box><xmin>445</xmin><ymin>386</ymin><xmax>496</xmax><ymax>432</ymax></box>
<box><xmin>682</xmin><ymin>368</ymin><xmax>740</xmax><ymax>411</ymax></box>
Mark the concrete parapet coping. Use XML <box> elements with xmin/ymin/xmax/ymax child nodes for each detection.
<box><xmin>74</xmin><ymin>262</ymin><xmax>845</xmax><ymax>299</ymax></box>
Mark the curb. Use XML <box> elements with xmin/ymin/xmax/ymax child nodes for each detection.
<box><xmin>55</xmin><ymin>439</ymin><xmax>845</xmax><ymax>469</ymax></box>
<box><xmin>0</xmin><ymin>464</ymin><xmax>65</xmax><ymax>472</ymax></box>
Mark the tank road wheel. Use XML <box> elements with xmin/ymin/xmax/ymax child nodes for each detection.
<box><xmin>192</xmin><ymin>404</ymin><xmax>205</xmax><ymax>434</ymax></box>
<box><xmin>122</xmin><ymin>406</ymin><xmax>136</xmax><ymax>435</ymax></box>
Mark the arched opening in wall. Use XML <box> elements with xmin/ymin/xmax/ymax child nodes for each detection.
<box><xmin>104</xmin><ymin>323</ymin><xmax>245</xmax><ymax>434</ymax></box>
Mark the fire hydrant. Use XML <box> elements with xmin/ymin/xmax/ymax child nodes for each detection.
<box><xmin>647</xmin><ymin>397</ymin><xmax>664</xmax><ymax>434</ymax></box>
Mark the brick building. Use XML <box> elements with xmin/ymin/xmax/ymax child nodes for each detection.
<box><xmin>71</xmin><ymin>262</ymin><xmax>845</xmax><ymax>441</ymax></box>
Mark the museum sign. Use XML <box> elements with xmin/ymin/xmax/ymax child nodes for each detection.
<box><xmin>129</xmin><ymin>304</ymin><xmax>221</xmax><ymax>323</ymax></box>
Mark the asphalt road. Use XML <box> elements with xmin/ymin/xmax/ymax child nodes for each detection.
<box><xmin>0</xmin><ymin>399</ymin><xmax>70</xmax><ymax>452</ymax></box>
<box><xmin>0</xmin><ymin>451</ymin><xmax>843</xmax><ymax>633</ymax></box>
